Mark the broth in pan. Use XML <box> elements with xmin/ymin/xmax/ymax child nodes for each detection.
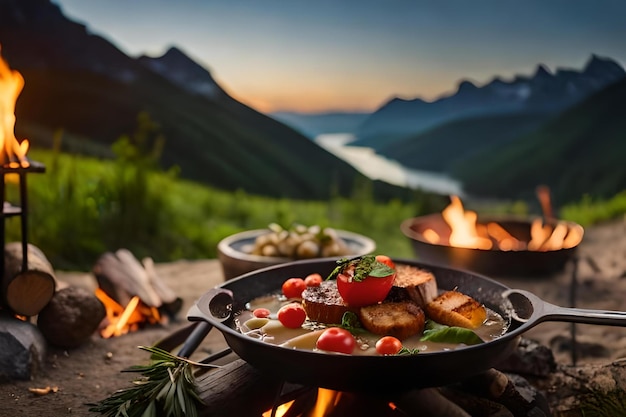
<box><xmin>234</xmin><ymin>261</ymin><xmax>509</xmax><ymax>356</ymax></box>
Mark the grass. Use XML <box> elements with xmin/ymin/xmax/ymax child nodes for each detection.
<box><xmin>5</xmin><ymin>135</ymin><xmax>625</xmax><ymax>271</ymax></box>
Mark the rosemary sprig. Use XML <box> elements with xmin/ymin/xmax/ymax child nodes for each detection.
<box><xmin>88</xmin><ymin>345</ymin><xmax>210</xmax><ymax>417</ymax></box>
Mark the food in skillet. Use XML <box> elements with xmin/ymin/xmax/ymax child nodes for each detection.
<box><xmin>238</xmin><ymin>255</ymin><xmax>507</xmax><ymax>356</ymax></box>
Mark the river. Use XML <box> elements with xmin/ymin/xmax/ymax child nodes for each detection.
<box><xmin>315</xmin><ymin>133</ymin><xmax>464</xmax><ymax>196</ymax></box>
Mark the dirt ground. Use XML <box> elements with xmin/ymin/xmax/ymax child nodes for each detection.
<box><xmin>0</xmin><ymin>217</ymin><xmax>624</xmax><ymax>416</ymax></box>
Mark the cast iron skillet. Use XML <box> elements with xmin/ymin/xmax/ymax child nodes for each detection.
<box><xmin>188</xmin><ymin>258</ymin><xmax>626</xmax><ymax>393</ymax></box>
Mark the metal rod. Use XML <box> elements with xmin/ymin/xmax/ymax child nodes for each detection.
<box><xmin>0</xmin><ymin>171</ymin><xmax>5</xmax><ymax>283</ymax></box>
<box><xmin>19</xmin><ymin>171</ymin><xmax>28</xmax><ymax>272</ymax></box>
<box><xmin>569</xmin><ymin>255</ymin><xmax>579</xmax><ymax>366</ymax></box>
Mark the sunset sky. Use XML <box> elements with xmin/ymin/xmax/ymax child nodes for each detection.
<box><xmin>52</xmin><ymin>0</ymin><xmax>626</xmax><ymax>114</ymax></box>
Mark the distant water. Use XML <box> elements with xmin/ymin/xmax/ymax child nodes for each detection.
<box><xmin>316</xmin><ymin>133</ymin><xmax>464</xmax><ymax>196</ymax></box>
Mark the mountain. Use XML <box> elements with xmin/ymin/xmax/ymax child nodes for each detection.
<box><xmin>377</xmin><ymin>111</ymin><xmax>553</xmax><ymax>173</ymax></box>
<box><xmin>354</xmin><ymin>56</ymin><xmax>626</xmax><ymax>148</ymax></box>
<box><xmin>137</xmin><ymin>46</ymin><xmax>227</xmax><ymax>101</ymax></box>
<box><xmin>0</xmin><ymin>0</ymin><xmax>412</xmax><ymax>201</ymax></box>
<box><xmin>269</xmin><ymin>111</ymin><xmax>370</xmax><ymax>139</ymax></box>
<box><xmin>451</xmin><ymin>76</ymin><xmax>626</xmax><ymax>204</ymax></box>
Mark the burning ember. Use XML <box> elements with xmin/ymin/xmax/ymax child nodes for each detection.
<box><xmin>0</xmin><ymin>46</ymin><xmax>30</xmax><ymax>168</ymax></box>
<box><xmin>95</xmin><ymin>288</ymin><xmax>162</xmax><ymax>338</ymax></box>
<box><xmin>421</xmin><ymin>195</ymin><xmax>583</xmax><ymax>252</ymax></box>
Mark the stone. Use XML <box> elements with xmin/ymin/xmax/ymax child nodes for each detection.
<box><xmin>497</xmin><ymin>337</ymin><xmax>557</xmax><ymax>377</ymax></box>
<box><xmin>0</xmin><ymin>312</ymin><xmax>47</xmax><ymax>382</ymax></box>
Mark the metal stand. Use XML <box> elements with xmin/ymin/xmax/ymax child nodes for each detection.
<box><xmin>0</xmin><ymin>161</ymin><xmax>46</xmax><ymax>279</ymax></box>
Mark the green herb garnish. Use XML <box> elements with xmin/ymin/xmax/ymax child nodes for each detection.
<box><xmin>88</xmin><ymin>345</ymin><xmax>214</xmax><ymax>417</ymax></box>
<box><xmin>327</xmin><ymin>255</ymin><xmax>395</xmax><ymax>282</ymax></box>
<box><xmin>340</xmin><ymin>311</ymin><xmax>366</xmax><ymax>334</ymax></box>
<box><xmin>397</xmin><ymin>347</ymin><xmax>420</xmax><ymax>355</ymax></box>
<box><xmin>420</xmin><ymin>320</ymin><xmax>484</xmax><ymax>345</ymax></box>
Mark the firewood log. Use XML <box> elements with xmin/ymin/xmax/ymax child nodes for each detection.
<box><xmin>36</xmin><ymin>286</ymin><xmax>105</xmax><ymax>348</ymax></box>
<box><xmin>92</xmin><ymin>249</ymin><xmax>182</xmax><ymax>316</ymax></box>
<box><xmin>195</xmin><ymin>358</ymin><xmax>286</xmax><ymax>416</ymax></box>
<box><xmin>1</xmin><ymin>242</ymin><xmax>56</xmax><ymax>317</ymax></box>
<box><xmin>93</xmin><ymin>250</ymin><xmax>161</xmax><ymax>307</ymax></box>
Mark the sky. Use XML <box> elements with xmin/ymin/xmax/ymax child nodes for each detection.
<box><xmin>51</xmin><ymin>0</ymin><xmax>626</xmax><ymax>114</ymax></box>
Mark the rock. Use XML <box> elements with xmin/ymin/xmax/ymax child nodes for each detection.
<box><xmin>454</xmin><ymin>368</ymin><xmax>551</xmax><ymax>417</ymax></box>
<box><xmin>550</xmin><ymin>334</ymin><xmax>612</xmax><ymax>361</ymax></box>
<box><xmin>497</xmin><ymin>337</ymin><xmax>557</xmax><ymax>377</ymax></box>
<box><xmin>36</xmin><ymin>286</ymin><xmax>106</xmax><ymax>348</ymax></box>
<box><xmin>0</xmin><ymin>312</ymin><xmax>47</xmax><ymax>381</ymax></box>
<box><xmin>534</xmin><ymin>360</ymin><xmax>626</xmax><ymax>415</ymax></box>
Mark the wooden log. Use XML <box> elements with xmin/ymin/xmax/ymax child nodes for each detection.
<box><xmin>142</xmin><ymin>256</ymin><xmax>183</xmax><ymax>316</ymax></box>
<box><xmin>36</xmin><ymin>286</ymin><xmax>106</xmax><ymax>348</ymax></box>
<box><xmin>93</xmin><ymin>250</ymin><xmax>161</xmax><ymax>307</ymax></box>
<box><xmin>112</xmin><ymin>249</ymin><xmax>161</xmax><ymax>307</ymax></box>
<box><xmin>195</xmin><ymin>358</ymin><xmax>286</xmax><ymax>417</ymax></box>
<box><xmin>92</xmin><ymin>249</ymin><xmax>182</xmax><ymax>316</ymax></box>
<box><xmin>2</xmin><ymin>242</ymin><xmax>56</xmax><ymax>317</ymax></box>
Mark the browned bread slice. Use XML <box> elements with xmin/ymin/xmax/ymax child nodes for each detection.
<box><xmin>425</xmin><ymin>290</ymin><xmax>486</xmax><ymax>329</ymax></box>
<box><xmin>302</xmin><ymin>280</ymin><xmax>353</xmax><ymax>324</ymax></box>
<box><xmin>358</xmin><ymin>301</ymin><xmax>425</xmax><ymax>340</ymax></box>
<box><xmin>389</xmin><ymin>264</ymin><xmax>438</xmax><ymax>308</ymax></box>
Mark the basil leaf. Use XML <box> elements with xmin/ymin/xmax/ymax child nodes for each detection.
<box><xmin>340</xmin><ymin>311</ymin><xmax>366</xmax><ymax>334</ymax></box>
<box><xmin>420</xmin><ymin>325</ymin><xmax>484</xmax><ymax>345</ymax></box>
<box><xmin>424</xmin><ymin>319</ymin><xmax>447</xmax><ymax>331</ymax></box>
<box><xmin>368</xmin><ymin>263</ymin><xmax>395</xmax><ymax>278</ymax></box>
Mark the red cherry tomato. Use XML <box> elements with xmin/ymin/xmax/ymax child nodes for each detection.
<box><xmin>277</xmin><ymin>303</ymin><xmax>306</xmax><ymax>328</ymax></box>
<box><xmin>304</xmin><ymin>273</ymin><xmax>322</xmax><ymax>287</ymax></box>
<box><xmin>375</xmin><ymin>336</ymin><xmax>403</xmax><ymax>355</ymax></box>
<box><xmin>253</xmin><ymin>308</ymin><xmax>271</xmax><ymax>318</ymax></box>
<box><xmin>336</xmin><ymin>267</ymin><xmax>395</xmax><ymax>307</ymax></box>
<box><xmin>375</xmin><ymin>255</ymin><xmax>396</xmax><ymax>269</ymax></box>
<box><xmin>316</xmin><ymin>327</ymin><xmax>356</xmax><ymax>354</ymax></box>
<box><xmin>337</xmin><ymin>272</ymin><xmax>394</xmax><ymax>307</ymax></box>
<box><xmin>282</xmin><ymin>277</ymin><xmax>306</xmax><ymax>299</ymax></box>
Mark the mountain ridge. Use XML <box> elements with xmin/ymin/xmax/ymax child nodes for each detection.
<box><xmin>353</xmin><ymin>54</ymin><xmax>625</xmax><ymax>147</ymax></box>
<box><xmin>0</xmin><ymin>0</ymin><xmax>414</xmax><ymax>201</ymax></box>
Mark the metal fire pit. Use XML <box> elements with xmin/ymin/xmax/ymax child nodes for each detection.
<box><xmin>400</xmin><ymin>213</ymin><xmax>584</xmax><ymax>276</ymax></box>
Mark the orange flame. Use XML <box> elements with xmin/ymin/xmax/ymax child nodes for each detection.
<box><xmin>95</xmin><ymin>288</ymin><xmax>161</xmax><ymax>338</ymax></box>
<box><xmin>264</xmin><ymin>388</ymin><xmax>398</xmax><ymax>416</ymax></box>
<box><xmin>442</xmin><ymin>195</ymin><xmax>492</xmax><ymax>250</ymax></box>
<box><xmin>425</xmin><ymin>195</ymin><xmax>583</xmax><ymax>251</ymax></box>
<box><xmin>0</xmin><ymin>47</ymin><xmax>30</xmax><ymax>168</ymax></box>
<box><xmin>262</xmin><ymin>389</ymin><xmax>342</xmax><ymax>417</ymax></box>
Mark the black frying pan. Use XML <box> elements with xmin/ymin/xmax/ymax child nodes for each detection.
<box><xmin>188</xmin><ymin>258</ymin><xmax>626</xmax><ymax>393</ymax></box>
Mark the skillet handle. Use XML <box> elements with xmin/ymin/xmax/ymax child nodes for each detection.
<box><xmin>504</xmin><ymin>289</ymin><xmax>626</xmax><ymax>327</ymax></box>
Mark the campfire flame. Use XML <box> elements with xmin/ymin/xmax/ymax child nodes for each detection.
<box><xmin>265</xmin><ymin>388</ymin><xmax>398</xmax><ymax>417</ymax></box>
<box><xmin>0</xmin><ymin>47</ymin><xmax>30</xmax><ymax>168</ymax></box>
<box><xmin>95</xmin><ymin>288</ymin><xmax>162</xmax><ymax>338</ymax></box>
<box><xmin>423</xmin><ymin>195</ymin><xmax>583</xmax><ymax>251</ymax></box>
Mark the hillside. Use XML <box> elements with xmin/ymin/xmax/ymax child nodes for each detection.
<box><xmin>376</xmin><ymin>112</ymin><xmax>552</xmax><ymax>173</ymax></box>
<box><xmin>0</xmin><ymin>0</ymin><xmax>412</xmax><ymax>201</ymax></box>
<box><xmin>451</xmin><ymin>77</ymin><xmax>626</xmax><ymax>204</ymax></box>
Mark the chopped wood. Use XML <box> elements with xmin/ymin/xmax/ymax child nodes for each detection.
<box><xmin>113</xmin><ymin>249</ymin><xmax>161</xmax><ymax>306</ymax></box>
<box><xmin>142</xmin><ymin>257</ymin><xmax>177</xmax><ymax>304</ymax></box>
<box><xmin>92</xmin><ymin>249</ymin><xmax>182</xmax><ymax>316</ymax></box>
<box><xmin>2</xmin><ymin>242</ymin><xmax>56</xmax><ymax>316</ymax></box>
<box><xmin>93</xmin><ymin>250</ymin><xmax>161</xmax><ymax>307</ymax></box>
